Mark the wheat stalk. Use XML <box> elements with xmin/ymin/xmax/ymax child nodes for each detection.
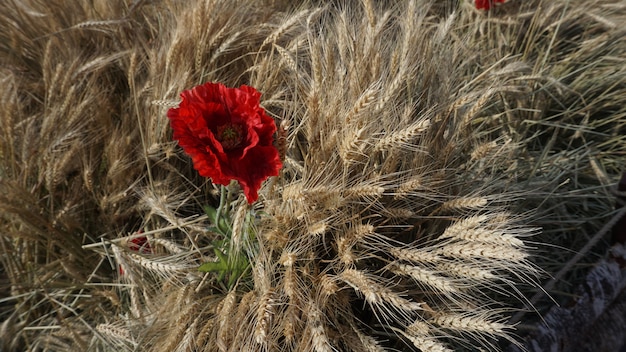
<box><xmin>96</xmin><ymin>323</ymin><xmax>135</xmax><ymax>346</ymax></box>
<box><xmin>353</xmin><ymin>325</ymin><xmax>386</xmax><ymax>352</ymax></box>
<box><xmin>125</xmin><ymin>251</ymin><xmax>189</xmax><ymax>279</ymax></box>
<box><xmin>307</xmin><ymin>302</ymin><xmax>333</xmax><ymax>352</ymax></box>
<box><xmin>374</xmin><ymin>118</ymin><xmax>431</xmax><ymax>152</ymax></box>
<box><xmin>307</xmin><ymin>220</ymin><xmax>328</xmax><ymax>237</ymax></box>
<box><xmin>392</xmin><ymin>263</ymin><xmax>461</xmax><ymax>294</ymax></box>
<box><xmin>340</xmin><ymin>269</ymin><xmax>423</xmax><ymax>312</ymax></box>
<box><xmin>440</xmin><ymin>197</ymin><xmax>489</xmax><ymax>211</ymax></box>
<box><xmin>254</xmin><ymin>289</ymin><xmax>276</xmax><ymax>345</ymax></box>
<box><xmin>215</xmin><ymin>290</ymin><xmax>238</xmax><ymax>352</ymax></box>
<box><xmin>390</xmin><ymin>247</ymin><xmax>442</xmax><ymax>264</ymax></box>
<box><xmin>344</xmin><ymin>185</ymin><xmax>385</xmax><ymax>199</ymax></box>
<box><xmin>432</xmin><ymin>311</ymin><xmax>507</xmax><ymax>337</ymax></box>
<box><xmin>437</xmin><ymin>241</ymin><xmax>529</xmax><ymax>262</ymax></box>
<box><xmin>260</xmin><ymin>9</ymin><xmax>312</xmax><ymax>49</ymax></box>
<box><xmin>440</xmin><ymin>214</ymin><xmax>525</xmax><ymax>247</ymax></box>
<box><xmin>282</xmin><ymin>303</ymin><xmax>300</xmax><ymax>345</ymax></box>
<box><xmin>401</xmin><ymin>331</ymin><xmax>453</xmax><ymax>352</ymax></box>
<box><xmin>435</xmin><ymin>261</ymin><xmax>497</xmax><ymax>281</ymax></box>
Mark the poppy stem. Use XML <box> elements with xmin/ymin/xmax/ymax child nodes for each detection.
<box><xmin>215</xmin><ymin>185</ymin><xmax>227</xmax><ymax>227</ymax></box>
<box><xmin>225</xmin><ymin>180</ymin><xmax>235</xmax><ymax>214</ymax></box>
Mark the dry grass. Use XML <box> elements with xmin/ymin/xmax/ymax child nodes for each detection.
<box><xmin>0</xmin><ymin>0</ymin><xmax>624</xmax><ymax>351</ymax></box>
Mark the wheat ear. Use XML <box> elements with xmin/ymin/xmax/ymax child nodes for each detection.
<box><xmin>431</xmin><ymin>311</ymin><xmax>507</xmax><ymax>337</ymax></box>
<box><xmin>254</xmin><ymin>289</ymin><xmax>276</xmax><ymax>345</ymax></box>
<box><xmin>307</xmin><ymin>302</ymin><xmax>333</xmax><ymax>352</ymax></box>
<box><xmin>437</xmin><ymin>241</ymin><xmax>529</xmax><ymax>262</ymax></box>
<box><xmin>401</xmin><ymin>332</ymin><xmax>454</xmax><ymax>352</ymax></box>
<box><xmin>216</xmin><ymin>290</ymin><xmax>238</xmax><ymax>352</ymax></box>
<box><xmin>392</xmin><ymin>263</ymin><xmax>460</xmax><ymax>294</ymax></box>
<box><xmin>374</xmin><ymin>119</ymin><xmax>431</xmax><ymax>152</ymax></box>
<box><xmin>340</xmin><ymin>269</ymin><xmax>423</xmax><ymax>311</ymax></box>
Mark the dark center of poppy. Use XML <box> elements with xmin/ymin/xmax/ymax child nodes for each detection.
<box><xmin>216</xmin><ymin>123</ymin><xmax>244</xmax><ymax>150</ymax></box>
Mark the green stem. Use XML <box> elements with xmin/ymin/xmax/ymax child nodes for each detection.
<box><xmin>225</xmin><ymin>180</ymin><xmax>234</xmax><ymax>214</ymax></box>
<box><xmin>215</xmin><ymin>185</ymin><xmax>227</xmax><ymax>226</ymax></box>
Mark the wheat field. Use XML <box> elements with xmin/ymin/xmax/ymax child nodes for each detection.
<box><xmin>1</xmin><ymin>0</ymin><xmax>625</xmax><ymax>351</ymax></box>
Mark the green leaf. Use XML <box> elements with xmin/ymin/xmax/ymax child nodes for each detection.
<box><xmin>198</xmin><ymin>248</ymin><xmax>229</xmax><ymax>280</ymax></box>
<box><xmin>198</xmin><ymin>246</ymin><xmax>251</xmax><ymax>289</ymax></box>
<box><xmin>213</xmin><ymin>247</ymin><xmax>228</xmax><ymax>262</ymax></box>
<box><xmin>198</xmin><ymin>260</ymin><xmax>228</xmax><ymax>273</ymax></box>
<box><xmin>217</xmin><ymin>215</ymin><xmax>231</xmax><ymax>234</ymax></box>
<box><xmin>203</xmin><ymin>205</ymin><xmax>218</xmax><ymax>222</ymax></box>
<box><xmin>204</xmin><ymin>205</ymin><xmax>231</xmax><ymax>235</ymax></box>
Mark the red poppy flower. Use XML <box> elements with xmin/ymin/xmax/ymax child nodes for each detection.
<box><xmin>129</xmin><ymin>235</ymin><xmax>151</xmax><ymax>253</ymax></box>
<box><xmin>167</xmin><ymin>82</ymin><xmax>282</xmax><ymax>203</ymax></box>
<box><xmin>120</xmin><ymin>234</ymin><xmax>151</xmax><ymax>275</ymax></box>
<box><xmin>475</xmin><ymin>0</ymin><xmax>508</xmax><ymax>10</ymax></box>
